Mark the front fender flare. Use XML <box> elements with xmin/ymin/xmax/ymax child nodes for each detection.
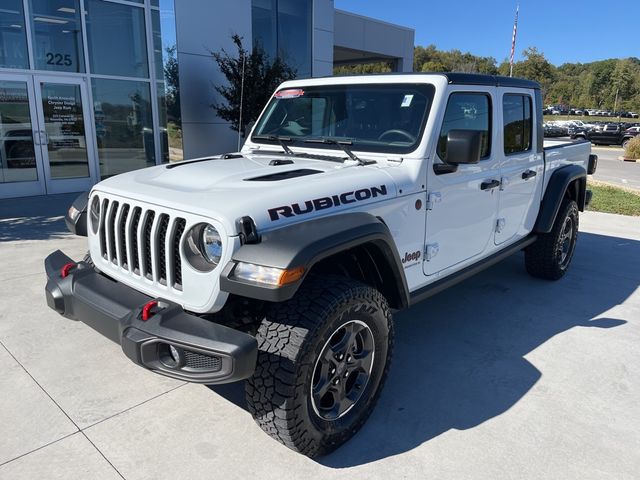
<box><xmin>220</xmin><ymin>212</ymin><xmax>409</xmax><ymax>307</ymax></box>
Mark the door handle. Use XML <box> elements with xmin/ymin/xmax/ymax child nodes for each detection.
<box><xmin>33</xmin><ymin>130</ymin><xmax>40</xmax><ymax>145</ymax></box>
<box><xmin>480</xmin><ymin>179</ymin><xmax>500</xmax><ymax>190</ymax></box>
<box><xmin>522</xmin><ymin>169</ymin><xmax>537</xmax><ymax>180</ymax></box>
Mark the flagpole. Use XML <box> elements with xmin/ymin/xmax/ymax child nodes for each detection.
<box><xmin>509</xmin><ymin>4</ymin><xmax>519</xmax><ymax>77</ymax></box>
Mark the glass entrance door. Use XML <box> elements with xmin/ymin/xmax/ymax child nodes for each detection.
<box><xmin>0</xmin><ymin>74</ymin><xmax>46</xmax><ymax>199</ymax></box>
<box><xmin>33</xmin><ymin>76</ymin><xmax>96</xmax><ymax>194</ymax></box>
<box><xmin>0</xmin><ymin>74</ymin><xmax>97</xmax><ymax>198</ymax></box>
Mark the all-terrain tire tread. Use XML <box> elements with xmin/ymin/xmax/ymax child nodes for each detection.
<box><xmin>525</xmin><ymin>199</ymin><xmax>579</xmax><ymax>280</ymax></box>
<box><xmin>245</xmin><ymin>275</ymin><xmax>393</xmax><ymax>457</ymax></box>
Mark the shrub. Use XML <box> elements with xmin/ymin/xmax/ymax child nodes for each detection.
<box><xmin>625</xmin><ymin>136</ymin><xmax>640</xmax><ymax>159</ymax></box>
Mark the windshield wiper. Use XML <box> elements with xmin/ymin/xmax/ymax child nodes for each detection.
<box><xmin>252</xmin><ymin>134</ymin><xmax>295</xmax><ymax>155</ymax></box>
<box><xmin>303</xmin><ymin>138</ymin><xmax>375</xmax><ymax>166</ymax></box>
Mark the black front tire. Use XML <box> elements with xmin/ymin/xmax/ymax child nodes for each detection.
<box><xmin>525</xmin><ymin>198</ymin><xmax>579</xmax><ymax>280</ymax></box>
<box><xmin>245</xmin><ymin>275</ymin><xmax>393</xmax><ymax>458</ymax></box>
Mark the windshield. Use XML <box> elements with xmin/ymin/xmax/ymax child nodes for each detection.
<box><xmin>252</xmin><ymin>83</ymin><xmax>435</xmax><ymax>154</ymax></box>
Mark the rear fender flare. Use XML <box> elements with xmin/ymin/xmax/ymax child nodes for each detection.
<box><xmin>534</xmin><ymin>165</ymin><xmax>587</xmax><ymax>234</ymax></box>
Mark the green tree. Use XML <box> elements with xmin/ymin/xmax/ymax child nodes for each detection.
<box><xmin>211</xmin><ymin>34</ymin><xmax>296</xmax><ymax>133</ymax></box>
<box><xmin>334</xmin><ymin>61</ymin><xmax>393</xmax><ymax>75</ymax></box>
<box><xmin>512</xmin><ymin>47</ymin><xmax>555</xmax><ymax>98</ymax></box>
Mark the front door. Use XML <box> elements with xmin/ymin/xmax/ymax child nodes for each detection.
<box><xmin>424</xmin><ymin>89</ymin><xmax>500</xmax><ymax>276</ymax></box>
<box><xmin>0</xmin><ymin>73</ymin><xmax>96</xmax><ymax>199</ymax></box>
<box><xmin>33</xmin><ymin>76</ymin><xmax>97</xmax><ymax>194</ymax></box>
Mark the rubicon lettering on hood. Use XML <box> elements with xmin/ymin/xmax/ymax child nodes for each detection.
<box><xmin>268</xmin><ymin>185</ymin><xmax>388</xmax><ymax>221</ymax></box>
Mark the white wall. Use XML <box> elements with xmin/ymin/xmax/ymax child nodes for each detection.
<box><xmin>175</xmin><ymin>0</ymin><xmax>252</xmax><ymax>158</ymax></box>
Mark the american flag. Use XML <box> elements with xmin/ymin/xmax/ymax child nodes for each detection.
<box><xmin>509</xmin><ymin>5</ymin><xmax>519</xmax><ymax>77</ymax></box>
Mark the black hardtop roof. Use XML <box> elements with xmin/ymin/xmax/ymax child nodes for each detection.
<box><xmin>442</xmin><ymin>72</ymin><xmax>540</xmax><ymax>89</ymax></box>
<box><xmin>329</xmin><ymin>72</ymin><xmax>540</xmax><ymax>90</ymax></box>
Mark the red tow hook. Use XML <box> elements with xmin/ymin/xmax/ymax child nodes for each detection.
<box><xmin>141</xmin><ymin>300</ymin><xmax>159</xmax><ymax>321</ymax></box>
<box><xmin>60</xmin><ymin>262</ymin><xmax>76</xmax><ymax>278</ymax></box>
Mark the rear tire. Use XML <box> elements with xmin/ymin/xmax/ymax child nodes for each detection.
<box><xmin>525</xmin><ymin>199</ymin><xmax>579</xmax><ymax>280</ymax></box>
<box><xmin>245</xmin><ymin>275</ymin><xmax>393</xmax><ymax>458</ymax></box>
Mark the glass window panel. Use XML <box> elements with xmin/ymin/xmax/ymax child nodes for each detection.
<box><xmin>85</xmin><ymin>0</ymin><xmax>148</xmax><ymax>78</ymax></box>
<box><xmin>151</xmin><ymin>9</ymin><xmax>163</xmax><ymax>81</ymax></box>
<box><xmin>0</xmin><ymin>0</ymin><xmax>29</xmax><ymax>69</ymax></box>
<box><xmin>252</xmin><ymin>0</ymin><xmax>277</xmax><ymax>59</ymax></box>
<box><xmin>0</xmin><ymin>81</ymin><xmax>37</xmax><ymax>183</ymax></box>
<box><xmin>40</xmin><ymin>82</ymin><xmax>89</xmax><ymax>178</ymax></box>
<box><xmin>437</xmin><ymin>93</ymin><xmax>492</xmax><ymax>160</ymax></box>
<box><xmin>277</xmin><ymin>0</ymin><xmax>311</xmax><ymax>78</ymax></box>
<box><xmin>29</xmin><ymin>0</ymin><xmax>85</xmax><ymax>72</ymax></box>
<box><xmin>157</xmin><ymin>82</ymin><xmax>181</xmax><ymax>162</ymax></box>
<box><xmin>503</xmin><ymin>94</ymin><xmax>532</xmax><ymax>155</ymax></box>
<box><xmin>92</xmin><ymin>78</ymin><xmax>154</xmax><ymax>178</ymax></box>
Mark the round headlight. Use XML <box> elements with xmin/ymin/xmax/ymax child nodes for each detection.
<box><xmin>90</xmin><ymin>195</ymin><xmax>100</xmax><ymax>234</ymax></box>
<box><xmin>200</xmin><ymin>224</ymin><xmax>223</xmax><ymax>265</ymax></box>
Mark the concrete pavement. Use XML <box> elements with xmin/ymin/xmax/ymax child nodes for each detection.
<box><xmin>1</xmin><ymin>194</ymin><xmax>639</xmax><ymax>479</ymax></box>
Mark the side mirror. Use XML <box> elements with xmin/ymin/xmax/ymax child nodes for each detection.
<box><xmin>445</xmin><ymin>129</ymin><xmax>483</xmax><ymax>165</ymax></box>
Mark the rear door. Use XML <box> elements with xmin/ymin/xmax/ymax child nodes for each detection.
<box><xmin>423</xmin><ymin>88</ymin><xmax>500</xmax><ymax>276</ymax></box>
<box><xmin>495</xmin><ymin>89</ymin><xmax>544</xmax><ymax>245</ymax></box>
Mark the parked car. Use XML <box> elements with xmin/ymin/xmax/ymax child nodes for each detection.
<box><xmin>574</xmin><ymin>123</ymin><xmax>637</xmax><ymax>147</ymax></box>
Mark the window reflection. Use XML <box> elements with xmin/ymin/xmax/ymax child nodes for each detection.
<box><xmin>277</xmin><ymin>0</ymin><xmax>310</xmax><ymax>78</ymax></box>
<box><xmin>86</xmin><ymin>0</ymin><xmax>148</xmax><ymax>78</ymax></box>
<box><xmin>29</xmin><ymin>0</ymin><xmax>85</xmax><ymax>73</ymax></box>
<box><xmin>0</xmin><ymin>81</ymin><xmax>37</xmax><ymax>183</ymax></box>
<box><xmin>0</xmin><ymin>0</ymin><xmax>29</xmax><ymax>69</ymax></box>
<box><xmin>251</xmin><ymin>0</ymin><xmax>311</xmax><ymax>77</ymax></box>
<box><xmin>92</xmin><ymin>79</ymin><xmax>154</xmax><ymax>178</ymax></box>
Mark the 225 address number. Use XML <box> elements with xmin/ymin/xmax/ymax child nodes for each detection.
<box><xmin>46</xmin><ymin>53</ymin><xmax>73</xmax><ymax>67</ymax></box>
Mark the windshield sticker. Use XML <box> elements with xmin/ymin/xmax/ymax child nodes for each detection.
<box><xmin>275</xmin><ymin>89</ymin><xmax>305</xmax><ymax>99</ymax></box>
<box><xmin>401</xmin><ymin>94</ymin><xmax>414</xmax><ymax>107</ymax></box>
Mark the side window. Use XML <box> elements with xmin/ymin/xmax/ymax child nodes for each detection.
<box><xmin>437</xmin><ymin>93</ymin><xmax>491</xmax><ymax>161</ymax></box>
<box><xmin>503</xmin><ymin>94</ymin><xmax>532</xmax><ymax>154</ymax></box>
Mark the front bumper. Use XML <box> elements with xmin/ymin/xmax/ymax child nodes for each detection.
<box><xmin>44</xmin><ymin>250</ymin><xmax>257</xmax><ymax>384</ymax></box>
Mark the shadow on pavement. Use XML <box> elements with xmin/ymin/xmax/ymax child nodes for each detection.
<box><xmin>0</xmin><ymin>192</ymin><xmax>79</xmax><ymax>242</ymax></box>
<box><xmin>209</xmin><ymin>231</ymin><xmax>637</xmax><ymax>466</ymax></box>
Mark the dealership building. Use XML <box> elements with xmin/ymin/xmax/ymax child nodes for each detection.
<box><xmin>0</xmin><ymin>0</ymin><xmax>414</xmax><ymax>199</ymax></box>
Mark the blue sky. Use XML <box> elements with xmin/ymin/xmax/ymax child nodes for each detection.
<box><xmin>334</xmin><ymin>0</ymin><xmax>639</xmax><ymax>66</ymax></box>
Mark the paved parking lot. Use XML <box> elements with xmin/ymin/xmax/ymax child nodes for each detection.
<box><xmin>1</xmin><ymin>194</ymin><xmax>639</xmax><ymax>479</ymax></box>
<box><xmin>591</xmin><ymin>146</ymin><xmax>640</xmax><ymax>191</ymax></box>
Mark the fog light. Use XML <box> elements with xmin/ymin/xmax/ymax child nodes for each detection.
<box><xmin>169</xmin><ymin>345</ymin><xmax>181</xmax><ymax>364</ymax></box>
<box><xmin>159</xmin><ymin>343</ymin><xmax>184</xmax><ymax>369</ymax></box>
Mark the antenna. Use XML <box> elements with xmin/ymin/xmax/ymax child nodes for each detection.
<box><xmin>237</xmin><ymin>52</ymin><xmax>246</xmax><ymax>152</ymax></box>
<box><xmin>509</xmin><ymin>4</ymin><xmax>519</xmax><ymax>78</ymax></box>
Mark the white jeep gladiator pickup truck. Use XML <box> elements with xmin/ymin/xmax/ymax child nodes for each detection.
<box><xmin>46</xmin><ymin>73</ymin><xmax>597</xmax><ymax>457</ymax></box>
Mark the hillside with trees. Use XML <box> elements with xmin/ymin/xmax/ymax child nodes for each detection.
<box><xmin>335</xmin><ymin>45</ymin><xmax>640</xmax><ymax>112</ymax></box>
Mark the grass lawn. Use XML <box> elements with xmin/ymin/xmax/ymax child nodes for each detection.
<box><xmin>544</xmin><ymin>115</ymin><xmax>640</xmax><ymax>124</ymax></box>
<box><xmin>587</xmin><ymin>181</ymin><xmax>640</xmax><ymax>216</ymax></box>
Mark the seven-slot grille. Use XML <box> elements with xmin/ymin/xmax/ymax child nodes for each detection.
<box><xmin>98</xmin><ymin>198</ymin><xmax>187</xmax><ymax>290</ymax></box>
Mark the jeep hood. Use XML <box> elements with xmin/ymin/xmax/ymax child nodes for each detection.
<box><xmin>93</xmin><ymin>153</ymin><xmax>398</xmax><ymax>235</ymax></box>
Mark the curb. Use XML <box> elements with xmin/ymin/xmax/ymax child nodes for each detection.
<box><xmin>620</xmin><ymin>156</ymin><xmax>639</xmax><ymax>162</ymax></box>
